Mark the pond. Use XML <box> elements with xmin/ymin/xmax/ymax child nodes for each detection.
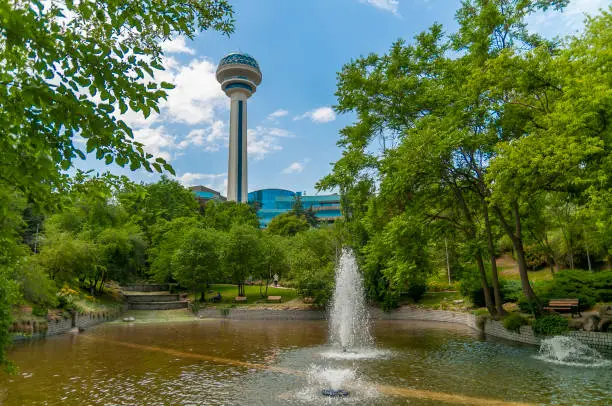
<box><xmin>1</xmin><ymin>320</ymin><xmax>610</xmax><ymax>405</ymax></box>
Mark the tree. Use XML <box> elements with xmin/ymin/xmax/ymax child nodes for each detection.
<box><xmin>202</xmin><ymin>201</ymin><xmax>260</xmax><ymax>231</ymax></box>
<box><xmin>258</xmin><ymin>234</ymin><xmax>290</xmax><ymax>297</ymax></box>
<box><xmin>266</xmin><ymin>213</ymin><xmax>309</xmax><ymax>237</ymax></box>
<box><xmin>222</xmin><ymin>225</ymin><xmax>263</xmax><ymax>297</ymax></box>
<box><xmin>289</xmin><ymin>228</ymin><xmax>337</xmax><ymax>306</ymax></box>
<box><xmin>172</xmin><ymin>227</ymin><xmax>222</xmax><ymax>302</ymax></box>
<box><xmin>0</xmin><ymin>1</ymin><xmax>233</xmax><ymax>217</ymax></box>
<box><xmin>148</xmin><ymin>217</ymin><xmax>203</xmax><ymax>283</ymax></box>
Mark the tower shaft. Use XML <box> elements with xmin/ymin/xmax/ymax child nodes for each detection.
<box><xmin>227</xmin><ymin>92</ymin><xmax>248</xmax><ymax>202</ymax></box>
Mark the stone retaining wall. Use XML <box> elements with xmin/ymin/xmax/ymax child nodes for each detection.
<box><xmin>12</xmin><ymin>308</ymin><xmax>123</xmax><ymax>342</ymax></box>
<box><xmin>567</xmin><ymin>331</ymin><xmax>612</xmax><ymax>354</ymax></box>
<box><xmin>122</xmin><ymin>284</ymin><xmax>169</xmax><ymax>292</ymax></box>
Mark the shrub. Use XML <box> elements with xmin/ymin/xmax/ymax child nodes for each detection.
<box><xmin>188</xmin><ymin>300</ymin><xmax>201</xmax><ymax>315</ymax></box>
<box><xmin>503</xmin><ymin>313</ymin><xmax>529</xmax><ymax>333</ymax></box>
<box><xmin>537</xmin><ymin>270</ymin><xmax>612</xmax><ymax>310</ymax></box>
<box><xmin>532</xmin><ymin>314</ymin><xmax>569</xmax><ymax>336</ymax></box>
<box><xmin>406</xmin><ymin>281</ymin><xmax>427</xmax><ymax>303</ymax></box>
<box><xmin>499</xmin><ymin>280</ymin><xmax>522</xmax><ymax>303</ymax></box>
<box><xmin>382</xmin><ymin>290</ymin><xmax>399</xmax><ymax>312</ymax></box>
<box><xmin>31</xmin><ymin>306</ymin><xmax>48</xmax><ymax>318</ymax></box>
<box><xmin>460</xmin><ymin>276</ymin><xmax>489</xmax><ymax>308</ymax></box>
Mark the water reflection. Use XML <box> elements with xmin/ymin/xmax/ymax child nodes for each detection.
<box><xmin>1</xmin><ymin>320</ymin><xmax>610</xmax><ymax>405</ymax></box>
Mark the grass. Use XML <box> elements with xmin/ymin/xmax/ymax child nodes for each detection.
<box><xmin>499</xmin><ymin>268</ymin><xmax>554</xmax><ymax>283</ymax></box>
<box><xmin>417</xmin><ymin>291</ymin><xmax>462</xmax><ymax>306</ymax></box>
<box><xmin>193</xmin><ymin>284</ymin><xmax>299</xmax><ymax>305</ymax></box>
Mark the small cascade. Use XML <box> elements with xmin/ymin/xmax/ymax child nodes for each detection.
<box><xmin>536</xmin><ymin>336</ymin><xmax>611</xmax><ymax>367</ymax></box>
<box><xmin>328</xmin><ymin>248</ymin><xmax>373</xmax><ymax>350</ymax></box>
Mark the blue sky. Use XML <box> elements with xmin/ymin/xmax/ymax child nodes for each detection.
<box><xmin>83</xmin><ymin>0</ymin><xmax>608</xmax><ymax>196</ymax></box>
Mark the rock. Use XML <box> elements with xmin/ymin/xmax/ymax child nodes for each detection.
<box><xmin>583</xmin><ymin>315</ymin><xmax>601</xmax><ymax>332</ymax></box>
<box><xmin>453</xmin><ymin>300</ymin><xmax>464</xmax><ymax>304</ymax></box>
<box><xmin>597</xmin><ymin>317</ymin><xmax>612</xmax><ymax>332</ymax></box>
<box><xmin>568</xmin><ymin>318</ymin><xmax>584</xmax><ymax>330</ymax></box>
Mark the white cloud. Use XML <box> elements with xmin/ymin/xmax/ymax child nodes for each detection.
<box><xmin>247</xmin><ymin>126</ymin><xmax>295</xmax><ymax>160</ymax></box>
<box><xmin>282</xmin><ymin>158</ymin><xmax>310</xmax><ymax>174</ymax></box>
<box><xmin>116</xmin><ymin>55</ymin><xmax>229</xmax><ymax>162</ymax></box>
<box><xmin>161</xmin><ymin>36</ymin><xmax>196</xmax><ymax>55</ymax></box>
<box><xmin>294</xmin><ymin>106</ymin><xmax>337</xmax><ymax>123</ymax></box>
<box><xmin>527</xmin><ymin>0</ymin><xmax>608</xmax><ymax>37</ymax></box>
<box><xmin>163</xmin><ymin>58</ymin><xmax>228</xmax><ymax>125</ymax></box>
<box><xmin>176</xmin><ymin>172</ymin><xmax>228</xmax><ymax>196</ymax></box>
<box><xmin>133</xmin><ymin>126</ymin><xmax>176</xmax><ymax>162</ymax></box>
<box><xmin>267</xmin><ymin>109</ymin><xmax>289</xmax><ymax>121</ymax></box>
<box><xmin>359</xmin><ymin>0</ymin><xmax>400</xmax><ymax>16</ymax></box>
<box><xmin>177</xmin><ymin>121</ymin><xmax>226</xmax><ymax>152</ymax></box>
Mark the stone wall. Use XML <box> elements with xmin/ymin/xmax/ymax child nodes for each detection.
<box><xmin>567</xmin><ymin>331</ymin><xmax>612</xmax><ymax>354</ymax></box>
<box><xmin>483</xmin><ymin>319</ymin><xmax>541</xmax><ymax>345</ymax></box>
<box><xmin>122</xmin><ymin>284</ymin><xmax>169</xmax><ymax>292</ymax></box>
<box><xmin>12</xmin><ymin>308</ymin><xmax>123</xmax><ymax>342</ymax></box>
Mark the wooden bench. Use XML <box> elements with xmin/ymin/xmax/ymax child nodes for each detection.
<box><xmin>267</xmin><ymin>296</ymin><xmax>282</xmax><ymax>303</ymax></box>
<box><xmin>544</xmin><ymin>299</ymin><xmax>581</xmax><ymax>317</ymax></box>
<box><xmin>233</xmin><ymin>296</ymin><xmax>247</xmax><ymax>303</ymax></box>
<box><xmin>208</xmin><ymin>292</ymin><xmax>222</xmax><ymax>303</ymax></box>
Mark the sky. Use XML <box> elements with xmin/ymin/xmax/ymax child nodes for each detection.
<box><xmin>79</xmin><ymin>0</ymin><xmax>609</xmax><ymax>197</ymax></box>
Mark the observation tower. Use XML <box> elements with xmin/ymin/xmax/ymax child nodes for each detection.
<box><xmin>216</xmin><ymin>52</ymin><xmax>262</xmax><ymax>202</ymax></box>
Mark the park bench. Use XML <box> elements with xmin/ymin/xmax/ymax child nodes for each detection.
<box><xmin>208</xmin><ymin>292</ymin><xmax>222</xmax><ymax>303</ymax></box>
<box><xmin>267</xmin><ymin>296</ymin><xmax>282</xmax><ymax>303</ymax></box>
<box><xmin>234</xmin><ymin>296</ymin><xmax>247</xmax><ymax>303</ymax></box>
<box><xmin>543</xmin><ymin>299</ymin><xmax>581</xmax><ymax>317</ymax></box>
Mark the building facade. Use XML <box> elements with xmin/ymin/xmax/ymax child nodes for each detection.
<box><xmin>190</xmin><ymin>185</ymin><xmax>226</xmax><ymax>207</ymax></box>
<box><xmin>248</xmin><ymin>188</ymin><xmax>342</xmax><ymax>228</ymax></box>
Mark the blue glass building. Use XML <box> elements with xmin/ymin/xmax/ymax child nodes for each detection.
<box><xmin>248</xmin><ymin>189</ymin><xmax>342</xmax><ymax>228</ymax></box>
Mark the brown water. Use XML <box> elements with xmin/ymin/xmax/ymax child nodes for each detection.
<box><xmin>1</xmin><ymin>320</ymin><xmax>610</xmax><ymax>405</ymax></box>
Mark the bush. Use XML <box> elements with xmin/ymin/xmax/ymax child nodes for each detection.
<box><xmin>406</xmin><ymin>281</ymin><xmax>427</xmax><ymax>303</ymax></box>
<box><xmin>499</xmin><ymin>280</ymin><xmax>522</xmax><ymax>303</ymax></box>
<box><xmin>382</xmin><ymin>290</ymin><xmax>399</xmax><ymax>312</ymax></box>
<box><xmin>188</xmin><ymin>300</ymin><xmax>201</xmax><ymax>315</ymax></box>
<box><xmin>503</xmin><ymin>313</ymin><xmax>529</xmax><ymax>332</ymax></box>
<box><xmin>31</xmin><ymin>306</ymin><xmax>48</xmax><ymax>317</ymax></box>
<box><xmin>532</xmin><ymin>314</ymin><xmax>569</xmax><ymax>336</ymax></box>
<box><xmin>14</xmin><ymin>262</ymin><xmax>58</xmax><ymax>308</ymax></box>
<box><xmin>460</xmin><ymin>275</ymin><xmax>491</xmax><ymax>308</ymax></box>
<box><xmin>536</xmin><ymin>270</ymin><xmax>612</xmax><ymax>310</ymax></box>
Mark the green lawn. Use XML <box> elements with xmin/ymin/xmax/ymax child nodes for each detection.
<box><xmin>196</xmin><ymin>284</ymin><xmax>299</xmax><ymax>305</ymax></box>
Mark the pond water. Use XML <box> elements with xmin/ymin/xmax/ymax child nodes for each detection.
<box><xmin>1</xmin><ymin>320</ymin><xmax>610</xmax><ymax>405</ymax></box>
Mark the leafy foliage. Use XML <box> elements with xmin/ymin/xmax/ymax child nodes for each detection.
<box><xmin>532</xmin><ymin>314</ymin><xmax>569</xmax><ymax>336</ymax></box>
<box><xmin>503</xmin><ymin>313</ymin><xmax>529</xmax><ymax>333</ymax></box>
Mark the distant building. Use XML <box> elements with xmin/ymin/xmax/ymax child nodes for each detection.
<box><xmin>248</xmin><ymin>188</ymin><xmax>342</xmax><ymax>228</ymax></box>
<box><xmin>190</xmin><ymin>186</ymin><xmax>226</xmax><ymax>207</ymax></box>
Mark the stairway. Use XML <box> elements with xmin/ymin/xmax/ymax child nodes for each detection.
<box><xmin>122</xmin><ymin>285</ymin><xmax>188</xmax><ymax>310</ymax></box>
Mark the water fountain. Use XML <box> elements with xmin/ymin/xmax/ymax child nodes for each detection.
<box><xmin>329</xmin><ymin>248</ymin><xmax>373</xmax><ymax>351</ymax></box>
<box><xmin>317</xmin><ymin>248</ymin><xmax>377</xmax><ymax>398</ymax></box>
<box><xmin>536</xmin><ymin>336</ymin><xmax>611</xmax><ymax>367</ymax></box>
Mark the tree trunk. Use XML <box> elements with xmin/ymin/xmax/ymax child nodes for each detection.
<box><xmin>482</xmin><ymin>200</ymin><xmax>506</xmax><ymax>316</ymax></box>
<box><xmin>494</xmin><ymin>203</ymin><xmax>541</xmax><ymax>313</ymax></box>
<box><xmin>452</xmin><ymin>182</ymin><xmax>496</xmax><ymax>316</ymax></box>
<box><xmin>200</xmin><ymin>291</ymin><xmax>205</xmax><ymax>302</ymax></box>
<box><xmin>476</xmin><ymin>253</ymin><xmax>496</xmax><ymax>316</ymax></box>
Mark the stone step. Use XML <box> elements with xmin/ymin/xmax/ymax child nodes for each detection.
<box><xmin>125</xmin><ymin>294</ymin><xmax>179</xmax><ymax>303</ymax></box>
<box><xmin>128</xmin><ymin>301</ymin><xmax>188</xmax><ymax>310</ymax></box>
<box><xmin>122</xmin><ymin>284</ymin><xmax>170</xmax><ymax>292</ymax></box>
